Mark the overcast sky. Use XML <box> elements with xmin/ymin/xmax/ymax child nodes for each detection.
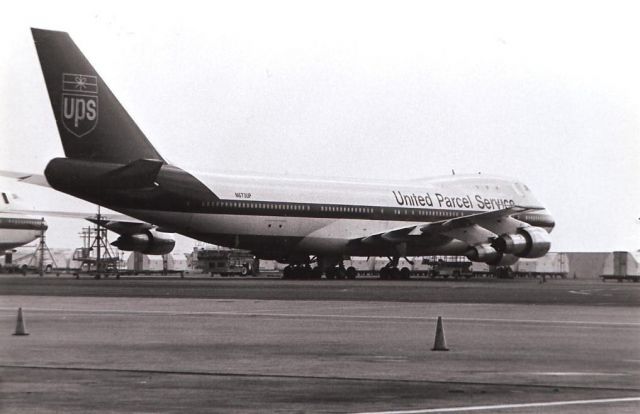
<box><xmin>1</xmin><ymin>0</ymin><xmax>638</xmax><ymax>253</ymax></box>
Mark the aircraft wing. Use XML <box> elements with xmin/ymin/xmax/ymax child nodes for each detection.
<box><xmin>4</xmin><ymin>207</ymin><xmax>161</xmax><ymax>236</ymax></box>
<box><xmin>0</xmin><ymin>170</ymin><xmax>161</xmax><ymax>235</ymax></box>
<box><xmin>355</xmin><ymin>206</ymin><xmax>544</xmax><ymax>247</ymax></box>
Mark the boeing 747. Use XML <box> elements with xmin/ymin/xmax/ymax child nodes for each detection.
<box><xmin>22</xmin><ymin>28</ymin><xmax>554</xmax><ymax>279</ymax></box>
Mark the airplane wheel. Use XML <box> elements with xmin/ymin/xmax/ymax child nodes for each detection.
<box><xmin>311</xmin><ymin>266</ymin><xmax>322</xmax><ymax>279</ymax></box>
<box><xmin>282</xmin><ymin>265</ymin><xmax>292</xmax><ymax>279</ymax></box>
<box><xmin>379</xmin><ymin>267</ymin><xmax>390</xmax><ymax>280</ymax></box>
<box><xmin>311</xmin><ymin>267</ymin><xmax>323</xmax><ymax>279</ymax></box>
<box><xmin>294</xmin><ymin>266</ymin><xmax>307</xmax><ymax>279</ymax></box>
<box><xmin>305</xmin><ymin>265</ymin><xmax>315</xmax><ymax>279</ymax></box>
<box><xmin>325</xmin><ymin>267</ymin><xmax>336</xmax><ymax>280</ymax></box>
<box><xmin>400</xmin><ymin>267</ymin><xmax>411</xmax><ymax>280</ymax></box>
<box><xmin>389</xmin><ymin>267</ymin><xmax>400</xmax><ymax>280</ymax></box>
<box><xmin>346</xmin><ymin>266</ymin><xmax>357</xmax><ymax>279</ymax></box>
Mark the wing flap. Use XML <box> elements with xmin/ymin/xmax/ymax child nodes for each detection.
<box><xmin>353</xmin><ymin>205</ymin><xmax>544</xmax><ymax>247</ymax></box>
<box><xmin>418</xmin><ymin>205</ymin><xmax>542</xmax><ymax>235</ymax></box>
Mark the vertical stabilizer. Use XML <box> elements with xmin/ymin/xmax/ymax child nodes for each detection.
<box><xmin>31</xmin><ymin>28</ymin><xmax>164</xmax><ymax>164</ymax></box>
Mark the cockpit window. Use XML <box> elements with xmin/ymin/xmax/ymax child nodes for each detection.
<box><xmin>1</xmin><ymin>193</ymin><xmax>9</xmax><ymax>204</ymax></box>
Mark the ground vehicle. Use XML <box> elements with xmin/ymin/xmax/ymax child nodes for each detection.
<box><xmin>72</xmin><ymin>247</ymin><xmax>120</xmax><ymax>272</ymax></box>
<box><xmin>423</xmin><ymin>256</ymin><xmax>473</xmax><ymax>278</ymax></box>
<box><xmin>1</xmin><ymin>246</ymin><xmax>59</xmax><ymax>274</ymax></box>
<box><xmin>196</xmin><ymin>249</ymin><xmax>257</xmax><ymax>276</ymax></box>
<box><xmin>601</xmin><ymin>251</ymin><xmax>640</xmax><ymax>282</ymax></box>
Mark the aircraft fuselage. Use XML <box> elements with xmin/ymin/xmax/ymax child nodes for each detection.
<box><xmin>44</xmin><ymin>157</ymin><xmax>554</xmax><ymax>261</ymax></box>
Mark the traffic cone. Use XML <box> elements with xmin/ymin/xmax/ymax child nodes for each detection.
<box><xmin>13</xmin><ymin>308</ymin><xmax>29</xmax><ymax>336</ymax></box>
<box><xmin>431</xmin><ymin>316</ymin><xmax>448</xmax><ymax>351</ymax></box>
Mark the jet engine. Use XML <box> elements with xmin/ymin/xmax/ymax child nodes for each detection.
<box><xmin>485</xmin><ymin>253</ymin><xmax>519</xmax><ymax>267</ymax></box>
<box><xmin>492</xmin><ymin>226</ymin><xmax>551</xmax><ymax>259</ymax></box>
<box><xmin>465</xmin><ymin>244</ymin><xmax>519</xmax><ymax>266</ymax></box>
<box><xmin>111</xmin><ymin>230</ymin><xmax>175</xmax><ymax>255</ymax></box>
<box><xmin>466</xmin><ymin>243</ymin><xmax>500</xmax><ymax>263</ymax></box>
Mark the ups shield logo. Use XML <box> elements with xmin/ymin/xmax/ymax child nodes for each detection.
<box><xmin>61</xmin><ymin>73</ymin><xmax>98</xmax><ymax>137</ymax></box>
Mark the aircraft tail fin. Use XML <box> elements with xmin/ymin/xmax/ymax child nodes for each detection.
<box><xmin>31</xmin><ymin>28</ymin><xmax>164</xmax><ymax>164</ymax></box>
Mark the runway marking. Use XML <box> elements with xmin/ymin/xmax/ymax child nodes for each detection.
<box><xmin>1</xmin><ymin>364</ymin><xmax>637</xmax><ymax>393</ymax></box>
<box><xmin>528</xmin><ymin>371</ymin><xmax>625</xmax><ymax>377</ymax></box>
<box><xmin>354</xmin><ymin>397</ymin><xmax>640</xmax><ymax>413</ymax></box>
<box><xmin>569</xmin><ymin>290</ymin><xmax>592</xmax><ymax>295</ymax></box>
<box><xmin>0</xmin><ymin>307</ymin><xmax>639</xmax><ymax>326</ymax></box>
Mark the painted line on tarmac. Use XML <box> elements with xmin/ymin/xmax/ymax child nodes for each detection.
<box><xmin>353</xmin><ymin>396</ymin><xmax>640</xmax><ymax>413</ymax></box>
<box><xmin>1</xmin><ymin>364</ymin><xmax>637</xmax><ymax>393</ymax></box>
<box><xmin>0</xmin><ymin>307</ymin><xmax>639</xmax><ymax>327</ymax></box>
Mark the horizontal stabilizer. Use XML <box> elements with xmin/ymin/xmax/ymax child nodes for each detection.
<box><xmin>86</xmin><ymin>217</ymin><xmax>154</xmax><ymax>235</ymax></box>
<box><xmin>0</xmin><ymin>170</ymin><xmax>50</xmax><ymax>188</ymax></box>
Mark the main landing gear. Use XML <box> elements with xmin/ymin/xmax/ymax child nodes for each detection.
<box><xmin>379</xmin><ymin>256</ymin><xmax>411</xmax><ymax>280</ymax></box>
<box><xmin>281</xmin><ymin>257</ymin><xmax>357</xmax><ymax>280</ymax></box>
<box><xmin>281</xmin><ymin>256</ymin><xmax>412</xmax><ymax>280</ymax></box>
<box><xmin>282</xmin><ymin>264</ymin><xmax>320</xmax><ymax>280</ymax></box>
<box><xmin>324</xmin><ymin>265</ymin><xmax>357</xmax><ymax>280</ymax></box>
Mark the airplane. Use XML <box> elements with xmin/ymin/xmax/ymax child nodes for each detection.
<box><xmin>0</xmin><ymin>189</ymin><xmax>47</xmax><ymax>252</ymax></box>
<box><xmin>18</xmin><ymin>28</ymin><xmax>554</xmax><ymax>279</ymax></box>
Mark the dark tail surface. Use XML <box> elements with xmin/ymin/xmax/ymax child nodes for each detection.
<box><xmin>31</xmin><ymin>28</ymin><xmax>164</xmax><ymax>164</ymax></box>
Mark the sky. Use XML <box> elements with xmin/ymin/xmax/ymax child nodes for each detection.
<box><xmin>0</xmin><ymin>0</ymin><xmax>638</xmax><ymax>253</ymax></box>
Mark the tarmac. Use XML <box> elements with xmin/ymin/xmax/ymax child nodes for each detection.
<box><xmin>1</xmin><ymin>275</ymin><xmax>639</xmax><ymax>413</ymax></box>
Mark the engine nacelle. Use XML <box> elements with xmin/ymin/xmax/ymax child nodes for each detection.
<box><xmin>466</xmin><ymin>243</ymin><xmax>500</xmax><ymax>263</ymax></box>
<box><xmin>466</xmin><ymin>244</ymin><xmax>520</xmax><ymax>267</ymax></box>
<box><xmin>111</xmin><ymin>230</ymin><xmax>175</xmax><ymax>255</ymax></box>
<box><xmin>492</xmin><ymin>226</ymin><xmax>551</xmax><ymax>259</ymax></box>
<box><xmin>486</xmin><ymin>253</ymin><xmax>519</xmax><ymax>267</ymax></box>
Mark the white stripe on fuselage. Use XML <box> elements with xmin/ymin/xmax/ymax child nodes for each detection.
<box><xmin>190</xmin><ymin>171</ymin><xmax>537</xmax><ymax>211</ymax></box>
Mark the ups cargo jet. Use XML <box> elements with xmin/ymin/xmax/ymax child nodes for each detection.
<box><xmin>25</xmin><ymin>28</ymin><xmax>554</xmax><ymax>279</ymax></box>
